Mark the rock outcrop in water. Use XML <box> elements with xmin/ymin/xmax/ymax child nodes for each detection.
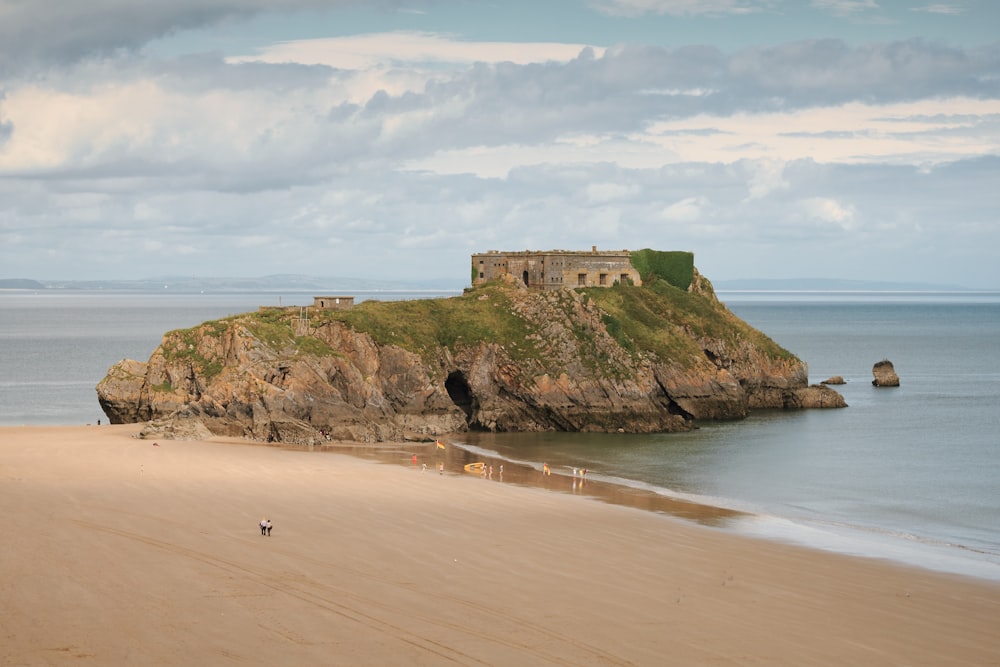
<box><xmin>97</xmin><ymin>270</ymin><xmax>845</xmax><ymax>442</ymax></box>
<box><xmin>872</xmin><ymin>359</ymin><xmax>900</xmax><ymax>387</ymax></box>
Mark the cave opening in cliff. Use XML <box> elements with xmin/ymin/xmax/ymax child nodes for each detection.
<box><xmin>445</xmin><ymin>371</ymin><xmax>482</xmax><ymax>428</ymax></box>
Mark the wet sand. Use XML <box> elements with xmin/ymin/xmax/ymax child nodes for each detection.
<box><xmin>2</xmin><ymin>425</ymin><xmax>999</xmax><ymax>665</ymax></box>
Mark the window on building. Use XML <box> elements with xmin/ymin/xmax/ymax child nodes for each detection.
<box><xmin>577</xmin><ymin>273</ymin><xmax>587</xmax><ymax>286</ymax></box>
<box><xmin>599</xmin><ymin>273</ymin><xmax>607</xmax><ymax>285</ymax></box>
<box><xmin>621</xmin><ymin>273</ymin><xmax>629</xmax><ymax>284</ymax></box>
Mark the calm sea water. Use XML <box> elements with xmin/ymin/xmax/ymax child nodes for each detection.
<box><xmin>2</xmin><ymin>288</ymin><xmax>999</xmax><ymax>581</ymax></box>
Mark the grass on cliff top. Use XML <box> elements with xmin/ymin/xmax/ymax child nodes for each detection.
<box><xmin>161</xmin><ymin>277</ymin><xmax>794</xmax><ymax>374</ymax></box>
<box><xmin>315</xmin><ymin>285</ymin><xmax>542</xmax><ymax>362</ymax></box>
<box><xmin>583</xmin><ymin>278</ymin><xmax>796</xmax><ymax>365</ymax></box>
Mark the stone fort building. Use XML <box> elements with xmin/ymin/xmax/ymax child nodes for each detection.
<box><xmin>472</xmin><ymin>246</ymin><xmax>642</xmax><ymax>290</ymax></box>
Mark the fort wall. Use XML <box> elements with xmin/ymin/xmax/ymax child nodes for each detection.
<box><xmin>472</xmin><ymin>246</ymin><xmax>641</xmax><ymax>290</ymax></box>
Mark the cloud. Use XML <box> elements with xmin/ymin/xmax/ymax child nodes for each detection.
<box><xmin>0</xmin><ymin>3</ymin><xmax>998</xmax><ymax>288</ymax></box>
<box><xmin>591</xmin><ymin>0</ymin><xmax>776</xmax><ymax>17</ymax></box>
<box><xmin>0</xmin><ymin>37</ymin><xmax>995</xmax><ymax>205</ymax></box>
<box><xmin>230</xmin><ymin>31</ymin><xmax>605</xmax><ymax>69</ymax></box>
<box><xmin>799</xmin><ymin>196</ymin><xmax>858</xmax><ymax>230</ymax></box>
<box><xmin>811</xmin><ymin>0</ymin><xmax>880</xmax><ymax>17</ymax></box>
<box><xmin>661</xmin><ymin>196</ymin><xmax>705</xmax><ymax>222</ymax></box>
<box><xmin>909</xmin><ymin>3</ymin><xmax>965</xmax><ymax>14</ymax></box>
<box><xmin>0</xmin><ymin>0</ymin><xmax>388</xmax><ymax>70</ymax></box>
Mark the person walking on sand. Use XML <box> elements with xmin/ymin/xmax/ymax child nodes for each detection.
<box><xmin>260</xmin><ymin>518</ymin><xmax>268</xmax><ymax>536</ymax></box>
<box><xmin>266</xmin><ymin>519</ymin><xmax>273</xmax><ymax>536</ymax></box>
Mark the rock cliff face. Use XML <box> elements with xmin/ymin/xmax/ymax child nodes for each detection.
<box><xmin>97</xmin><ymin>271</ymin><xmax>845</xmax><ymax>442</ymax></box>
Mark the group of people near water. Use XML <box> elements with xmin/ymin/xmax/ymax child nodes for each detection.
<box><xmin>542</xmin><ymin>463</ymin><xmax>588</xmax><ymax>479</ymax></box>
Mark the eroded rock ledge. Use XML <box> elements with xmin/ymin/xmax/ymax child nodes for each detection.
<box><xmin>97</xmin><ymin>273</ymin><xmax>845</xmax><ymax>442</ymax></box>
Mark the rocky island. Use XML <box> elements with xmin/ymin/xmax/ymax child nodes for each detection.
<box><xmin>97</xmin><ymin>250</ymin><xmax>845</xmax><ymax>442</ymax></box>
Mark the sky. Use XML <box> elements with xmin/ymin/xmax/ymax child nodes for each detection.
<box><xmin>1</xmin><ymin>0</ymin><xmax>998</xmax><ymax>288</ymax></box>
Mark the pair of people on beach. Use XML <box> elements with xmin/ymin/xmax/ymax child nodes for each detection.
<box><xmin>259</xmin><ymin>518</ymin><xmax>272</xmax><ymax>536</ymax></box>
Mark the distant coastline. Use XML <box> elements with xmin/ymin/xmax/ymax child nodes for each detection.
<box><xmin>0</xmin><ymin>275</ymin><xmax>464</xmax><ymax>293</ymax></box>
<box><xmin>2</xmin><ymin>275</ymin><xmax>995</xmax><ymax>293</ymax></box>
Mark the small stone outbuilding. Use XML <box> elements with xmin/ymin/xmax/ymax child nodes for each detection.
<box><xmin>314</xmin><ymin>296</ymin><xmax>354</xmax><ymax>310</ymax></box>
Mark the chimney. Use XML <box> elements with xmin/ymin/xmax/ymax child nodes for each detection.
<box><xmin>592</xmin><ymin>245</ymin><xmax>597</xmax><ymax>253</ymax></box>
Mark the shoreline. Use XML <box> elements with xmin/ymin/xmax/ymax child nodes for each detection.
<box><xmin>3</xmin><ymin>424</ymin><xmax>1000</xmax><ymax>665</ymax></box>
<box><xmin>309</xmin><ymin>436</ymin><xmax>749</xmax><ymax>528</ymax></box>
<box><xmin>312</xmin><ymin>434</ymin><xmax>1000</xmax><ymax>583</ymax></box>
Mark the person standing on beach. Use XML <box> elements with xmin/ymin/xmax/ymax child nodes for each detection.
<box><xmin>260</xmin><ymin>518</ymin><xmax>268</xmax><ymax>536</ymax></box>
<box><xmin>266</xmin><ymin>519</ymin><xmax>273</xmax><ymax>536</ymax></box>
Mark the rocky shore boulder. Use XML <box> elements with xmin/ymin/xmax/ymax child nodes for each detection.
<box><xmin>821</xmin><ymin>376</ymin><xmax>845</xmax><ymax>385</ymax></box>
<box><xmin>790</xmin><ymin>384</ymin><xmax>849</xmax><ymax>408</ymax></box>
<box><xmin>872</xmin><ymin>359</ymin><xmax>900</xmax><ymax>387</ymax></box>
<box><xmin>97</xmin><ymin>270</ymin><xmax>846</xmax><ymax>443</ymax></box>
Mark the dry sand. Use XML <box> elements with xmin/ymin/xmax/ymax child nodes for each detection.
<box><xmin>2</xmin><ymin>425</ymin><xmax>999</xmax><ymax>666</ymax></box>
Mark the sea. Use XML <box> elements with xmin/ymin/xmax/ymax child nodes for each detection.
<box><xmin>2</xmin><ymin>288</ymin><xmax>999</xmax><ymax>582</ymax></box>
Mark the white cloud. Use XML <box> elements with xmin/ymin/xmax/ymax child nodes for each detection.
<box><xmin>229</xmin><ymin>31</ymin><xmax>604</xmax><ymax>69</ymax></box>
<box><xmin>799</xmin><ymin>196</ymin><xmax>858</xmax><ymax>230</ymax></box>
<box><xmin>909</xmin><ymin>4</ymin><xmax>965</xmax><ymax>14</ymax></box>
<box><xmin>746</xmin><ymin>159</ymin><xmax>789</xmax><ymax>199</ymax></box>
<box><xmin>811</xmin><ymin>0</ymin><xmax>880</xmax><ymax>16</ymax></box>
<box><xmin>1</xmin><ymin>5</ymin><xmax>998</xmax><ymax>287</ymax></box>
<box><xmin>586</xmin><ymin>182</ymin><xmax>641</xmax><ymax>203</ymax></box>
<box><xmin>592</xmin><ymin>0</ymin><xmax>775</xmax><ymax>17</ymax></box>
<box><xmin>662</xmin><ymin>197</ymin><xmax>705</xmax><ymax>222</ymax></box>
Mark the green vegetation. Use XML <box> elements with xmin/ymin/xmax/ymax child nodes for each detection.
<box><xmin>629</xmin><ymin>249</ymin><xmax>694</xmax><ymax>290</ymax></box>
<box><xmin>317</xmin><ymin>286</ymin><xmax>542</xmax><ymax>364</ymax></box>
<box><xmin>244</xmin><ymin>319</ymin><xmax>295</xmax><ymax>350</ymax></box>
<box><xmin>160</xmin><ymin>251</ymin><xmax>793</xmax><ymax>380</ymax></box>
<box><xmin>294</xmin><ymin>335</ymin><xmax>336</xmax><ymax>358</ymax></box>
<box><xmin>161</xmin><ymin>327</ymin><xmax>218</xmax><ymax>380</ymax></box>
<box><xmin>584</xmin><ymin>280</ymin><xmax>795</xmax><ymax>367</ymax></box>
<box><xmin>151</xmin><ymin>381</ymin><xmax>173</xmax><ymax>393</ymax></box>
<box><xmin>600</xmin><ymin>312</ymin><xmax>636</xmax><ymax>355</ymax></box>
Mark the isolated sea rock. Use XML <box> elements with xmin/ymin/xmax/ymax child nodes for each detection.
<box><xmin>97</xmin><ymin>272</ymin><xmax>846</xmax><ymax>443</ymax></box>
<box><xmin>872</xmin><ymin>359</ymin><xmax>900</xmax><ymax>387</ymax></box>
<box><xmin>790</xmin><ymin>384</ymin><xmax>848</xmax><ymax>408</ymax></box>
<box><xmin>821</xmin><ymin>376</ymin><xmax>846</xmax><ymax>385</ymax></box>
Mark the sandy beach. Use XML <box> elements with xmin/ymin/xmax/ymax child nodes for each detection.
<box><xmin>2</xmin><ymin>425</ymin><xmax>999</xmax><ymax>666</ymax></box>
